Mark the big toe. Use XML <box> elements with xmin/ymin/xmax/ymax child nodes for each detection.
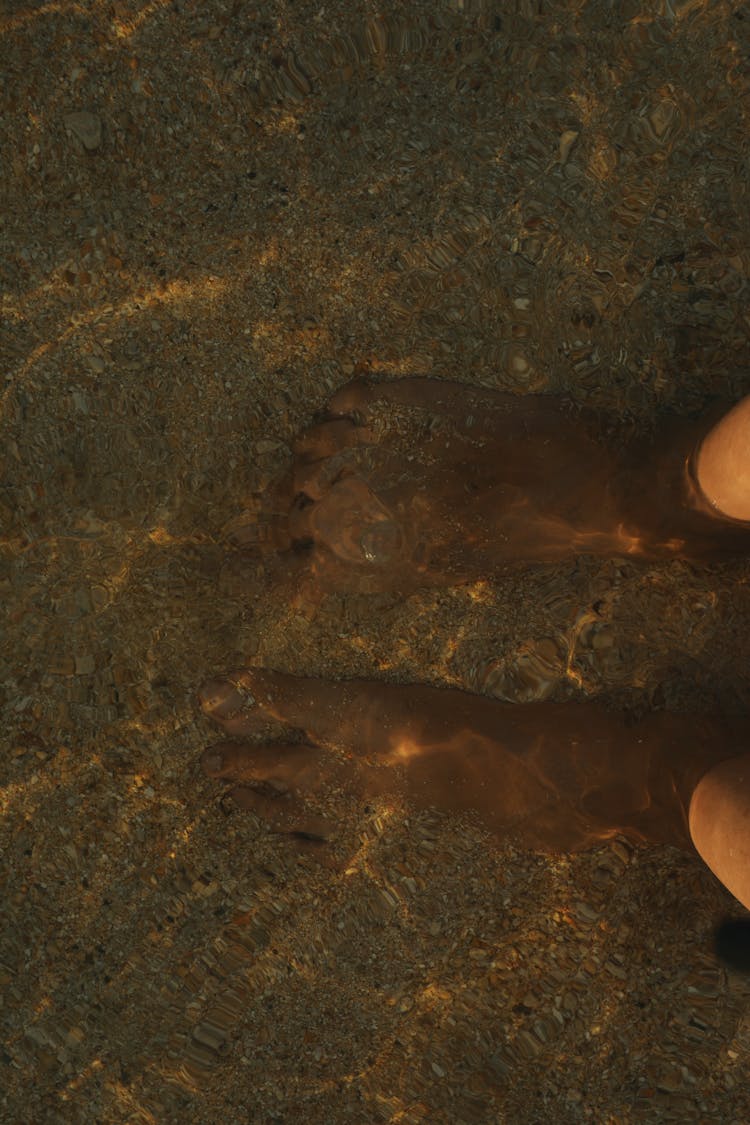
<box><xmin>198</xmin><ymin>677</ymin><xmax>247</xmax><ymax>719</ymax></box>
<box><xmin>327</xmin><ymin>378</ymin><xmax>376</xmax><ymax>420</ymax></box>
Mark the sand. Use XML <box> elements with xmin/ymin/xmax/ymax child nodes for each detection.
<box><xmin>3</xmin><ymin>1</ymin><xmax>750</xmax><ymax>1121</ymax></box>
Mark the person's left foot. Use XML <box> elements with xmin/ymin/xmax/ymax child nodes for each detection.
<box><xmin>236</xmin><ymin>378</ymin><xmax>750</xmax><ymax>599</ymax></box>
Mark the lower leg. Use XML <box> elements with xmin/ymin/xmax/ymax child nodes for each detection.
<box><xmin>693</xmin><ymin>395</ymin><xmax>750</xmax><ymax>521</ymax></box>
<box><xmin>689</xmin><ymin>754</ymin><xmax>750</xmax><ymax>911</ymax></box>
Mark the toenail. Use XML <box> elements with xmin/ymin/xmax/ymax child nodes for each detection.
<box><xmin>199</xmin><ymin>679</ymin><xmax>230</xmax><ymax>710</ymax></box>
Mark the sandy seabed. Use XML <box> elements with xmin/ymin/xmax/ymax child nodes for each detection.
<box><xmin>3</xmin><ymin>1</ymin><xmax>750</xmax><ymax>1121</ymax></box>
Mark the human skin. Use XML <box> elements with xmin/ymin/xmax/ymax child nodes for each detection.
<box><xmin>204</xmin><ymin>384</ymin><xmax>750</xmax><ymax>905</ymax></box>
<box><xmin>689</xmin><ymin>755</ymin><xmax>750</xmax><ymax>913</ymax></box>
<box><xmin>240</xmin><ymin>379</ymin><xmax>750</xmax><ymax>597</ymax></box>
<box><xmin>199</xmin><ymin>667</ymin><xmax>750</xmax><ymax>865</ymax></box>
<box><xmin>695</xmin><ymin>395</ymin><xmax>750</xmax><ymax>521</ymax></box>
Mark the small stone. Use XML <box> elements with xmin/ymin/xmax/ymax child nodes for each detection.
<box><xmin>558</xmin><ymin>129</ymin><xmax>579</xmax><ymax>164</ymax></box>
<box><xmin>592</xmin><ymin>628</ymin><xmax>614</xmax><ymax>650</ymax></box>
<box><xmin>610</xmin><ymin>839</ymin><xmax>631</xmax><ymax>864</ymax></box>
<box><xmin>64</xmin><ymin>111</ymin><xmax>102</xmax><ymax>151</ymax></box>
<box><xmin>656</xmin><ymin>1066</ymin><xmax>683</xmax><ymax>1092</ymax></box>
<box><xmin>574</xmin><ymin>901</ymin><xmax>599</xmax><ymax>923</ymax></box>
<box><xmin>91</xmin><ymin>586</ymin><xmax>109</xmax><ymax>611</ymax></box>
<box><xmin>74</xmin><ymin>587</ymin><xmax>92</xmax><ymax>615</ymax></box>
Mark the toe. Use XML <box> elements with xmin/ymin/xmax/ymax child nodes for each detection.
<box><xmin>198</xmin><ymin>677</ymin><xmax>248</xmax><ymax>719</ymax></box>
<box><xmin>228</xmin><ymin>786</ymin><xmax>333</xmax><ymax>840</ymax></box>
<box><xmin>201</xmin><ymin>740</ymin><xmax>315</xmax><ymax>783</ymax></box>
<box><xmin>326</xmin><ymin>379</ymin><xmax>376</xmax><ymax>421</ymax></box>
<box><xmin>198</xmin><ymin>670</ymin><xmax>265</xmax><ymax>732</ymax></box>
<box><xmin>201</xmin><ymin>741</ymin><xmax>242</xmax><ymax>779</ymax></box>
<box><xmin>294</xmin><ymin>418</ymin><xmax>371</xmax><ymax>461</ymax></box>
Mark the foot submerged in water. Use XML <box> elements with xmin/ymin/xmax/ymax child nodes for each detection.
<box><xmin>198</xmin><ymin>666</ymin><xmax>748</xmax><ymax>861</ymax></box>
<box><xmin>245</xmin><ymin>378</ymin><xmax>750</xmax><ymax>596</ymax></box>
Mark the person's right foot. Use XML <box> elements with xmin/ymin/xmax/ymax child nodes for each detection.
<box><xmin>198</xmin><ymin>665</ymin><xmax>748</xmax><ymax>857</ymax></box>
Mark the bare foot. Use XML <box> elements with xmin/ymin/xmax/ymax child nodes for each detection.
<box><xmin>201</xmin><ymin>740</ymin><xmax>358</xmax><ymax>841</ymax></box>
<box><xmin>245</xmin><ymin>378</ymin><xmax>750</xmax><ymax>596</ymax></box>
<box><xmin>199</xmin><ymin>666</ymin><xmax>748</xmax><ymax>853</ymax></box>
<box><xmin>199</xmin><ymin>670</ymin><xmax>395</xmax><ymax>845</ymax></box>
